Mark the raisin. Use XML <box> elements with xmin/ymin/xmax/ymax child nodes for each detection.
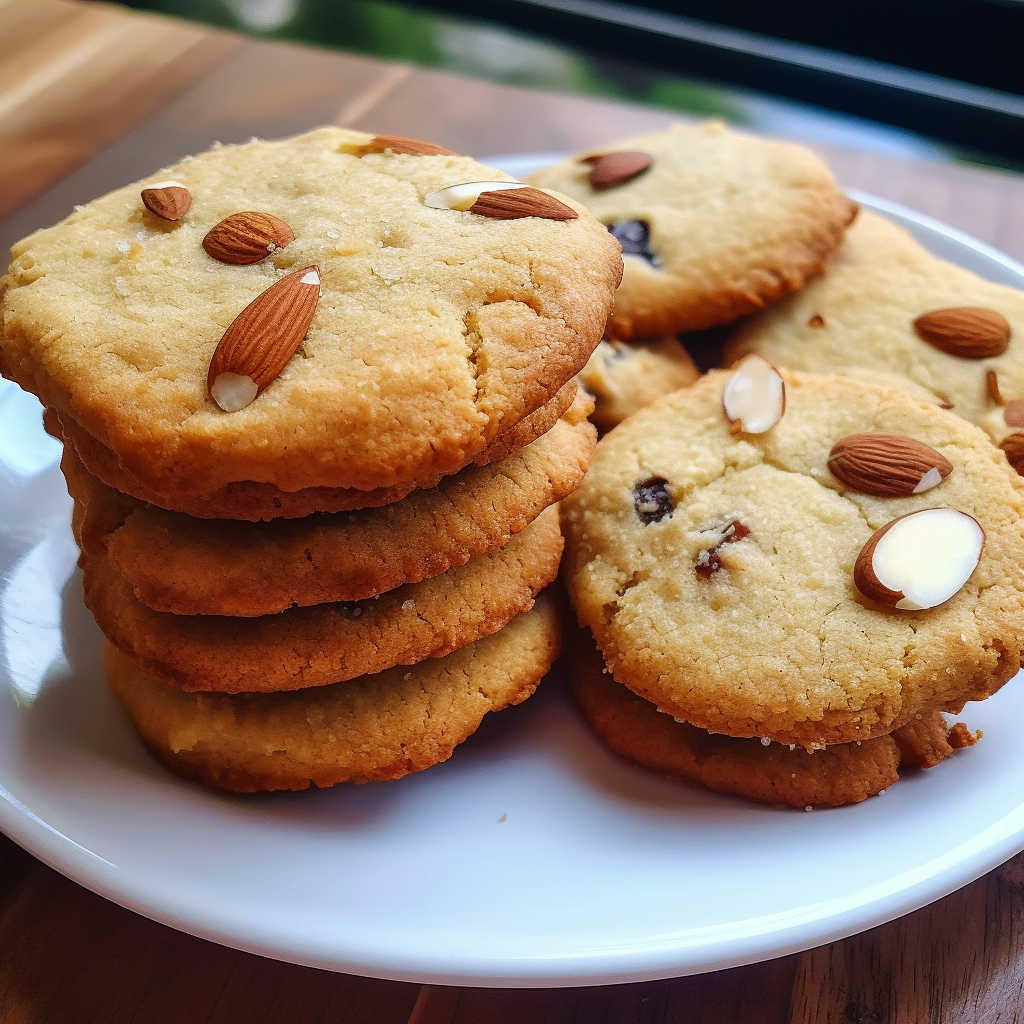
<box><xmin>633</xmin><ymin>476</ymin><xmax>674</xmax><ymax>525</ymax></box>
<box><xmin>695</xmin><ymin>520</ymin><xmax>750</xmax><ymax>579</ymax></box>
<box><xmin>607</xmin><ymin>219</ymin><xmax>656</xmax><ymax>265</ymax></box>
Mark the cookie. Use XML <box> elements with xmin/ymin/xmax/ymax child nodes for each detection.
<box><xmin>526</xmin><ymin>122</ymin><xmax>857</xmax><ymax>340</ymax></box>
<box><xmin>569</xmin><ymin>625</ymin><xmax>976</xmax><ymax>808</ymax></box>
<box><xmin>2</xmin><ymin>127</ymin><xmax>620</xmax><ymax>507</ymax></box>
<box><xmin>726</xmin><ymin>210</ymin><xmax>1024</xmax><ymax>471</ymax></box>
<box><xmin>562</xmin><ymin>368</ymin><xmax>1024</xmax><ymax>748</ymax></box>
<box><xmin>49</xmin><ymin>376</ymin><xmax>579</xmax><ymax>520</ymax></box>
<box><xmin>65</xmin><ymin>393</ymin><xmax>595</xmax><ymax>616</ymax></box>
<box><xmin>105</xmin><ymin>593</ymin><xmax>561</xmax><ymax>792</ymax></box>
<box><xmin>84</xmin><ymin>504</ymin><xmax>562</xmax><ymax>693</ymax></box>
<box><xmin>579</xmin><ymin>336</ymin><xmax>699</xmax><ymax>431</ymax></box>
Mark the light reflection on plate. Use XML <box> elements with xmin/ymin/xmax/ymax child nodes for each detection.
<box><xmin>2</xmin><ymin>172</ymin><xmax>1024</xmax><ymax>987</ymax></box>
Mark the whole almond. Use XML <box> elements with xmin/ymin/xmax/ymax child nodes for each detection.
<box><xmin>203</xmin><ymin>212</ymin><xmax>295</xmax><ymax>265</ymax></box>
<box><xmin>913</xmin><ymin>307</ymin><xmax>1010</xmax><ymax>358</ymax></box>
<box><xmin>583</xmin><ymin>151</ymin><xmax>653</xmax><ymax>189</ymax></box>
<box><xmin>1000</xmin><ymin>431</ymin><xmax>1024</xmax><ymax>474</ymax></box>
<box><xmin>854</xmin><ymin>508</ymin><xmax>984</xmax><ymax>610</ymax></box>
<box><xmin>208</xmin><ymin>265</ymin><xmax>321</xmax><ymax>412</ymax></box>
<box><xmin>141</xmin><ymin>182</ymin><xmax>191</xmax><ymax>221</ymax></box>
<box><xmin>828</xmin><ymin>433</ymin><xmax>953</xmax><ymax>497</ymax></box>
<box><xmin>470</xmin><ymin>186</ymin><xmax>577</xmax><ymax>221</ymax></box>
<box><xmin>722</xmin><ymin>355</ymin><xmax>785</xmax><ymax>434</ymax></box>
<box><xmin>357</xmin><ymin>134</ymin><xmax>456</xmax><ymax>156</ymax></box>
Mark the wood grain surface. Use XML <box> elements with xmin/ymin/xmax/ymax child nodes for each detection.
<box><xmin>4</xmin><ymin>1</ymin><xmax>1024</xmax><ymax>1020</ymax></box>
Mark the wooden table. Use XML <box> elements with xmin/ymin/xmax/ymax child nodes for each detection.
<box><xmin>4</xmin><ymin>1</ymin><xmax>1024</xmax><ymax>1019</ymax></box>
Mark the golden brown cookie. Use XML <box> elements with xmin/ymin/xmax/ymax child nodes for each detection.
<box><xmin>105</xmin><ymin>593</ymin><xmax>561</xmax><ymax>792</ymax></box>
<box><xmin>579</xmin><ymin>336</ymin><xmax>699</xmax><ymax>431</ymax></box>
<box><xmin>526</xmin><ymin>122</ymin><xmax>857</xmax><ymax>340</ymax></box>
<box><xmin>562</xmin><ymin>369</ymin><xmax>1024</xmax><ymax>748</ymax></box>
<box><xmin>64</xmin><ymin>391</ymin><xmax>594</xmax><ymax>616</ymax></box>
<box><xmin>2</xmin><ymin>127</ymin><xmax>620</xmax><ymax>507</ymax></box>
<box><xmin>85</xmin><ymin>504</ymin><xmax>563</xmax><ymax>693</ymax></box>
<box><xmin>726</xmin><ymin>210</ymin><xmax>1024</xmax><ymax>470</ymax></box>
<box><xmin>50</xmin><ymin>378</ymin><xmax>579</xmax><ymax>519</ymax></box>
<box><xmin>568</xmin><ymin>625</ymin><xmax>976</xmax><ymax>808</ymax></box>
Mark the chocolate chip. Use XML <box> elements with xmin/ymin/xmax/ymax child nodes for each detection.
<box><xmin>607</xmin><ymin>220</ymin><xmax>656</xmax><ymax>264</ymax></box>
<box><xmin>633</xmin><ymin>476</ymin><xmax>674</xmax><ymax>525</ymax></box>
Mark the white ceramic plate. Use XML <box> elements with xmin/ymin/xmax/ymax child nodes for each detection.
<box><xmin>3</xmin><ymin>164</ymin><xmax>1024</xmax><ymax>988</ymax></box>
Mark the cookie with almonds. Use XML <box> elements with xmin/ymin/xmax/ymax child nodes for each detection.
<box><xmin>568</xmin><ymin>625</ymin><xmax>978</xmax><ymax>809</ymax></box>
<box><xmin>561</xmin><ymin>369</ymin><xmax>1024</xmax><ymax>749</ymax></box>
<box><xmin>104</xmin><ymin>595</ymin><xmax>561</xmax><ymax>793</ymax></box>
<box><xmin>1</xmin><ymin>127</ymin><xmax>620</xmax><ymax>508</ymax></box>
<box><xmin>726</xmin><ymin>210</ymin><xmax>1024</xmax><ymax>473</ymax></box>
<box><xmin>578</xmin><ymin>335</ymin><xmax>700</xmax><ymax>432</ymax></box>
<box><xmin>526</xmin><ymin>121</ymin><xmax>857</xmax><ymax>340</ymax></box>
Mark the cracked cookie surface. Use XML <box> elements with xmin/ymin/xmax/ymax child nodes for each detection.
<box><xmin>1</xmin><ymin>127</ymin><xmax>620</xmax><ymax>503</ymax></box>
<box><xmin>526</xmin><ymin>122</ymin><xmax>856</xmax><ymax>340</ymax></box>
<box><xmin>562</xmin><ymin>370</ymin><xmax>1024</xmax><ymax>747</ymax></box>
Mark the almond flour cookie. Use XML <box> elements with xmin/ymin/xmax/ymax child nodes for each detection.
<box><xmin>526</xmin><ymin>122</ymin><xmax>857</xmax><ymax>340</ymax></box>
<box><xmin>47</xmin><ymin>366</ymin><xmax>579</xmax><ymax>521</ymax></box>
<box><xmin>105</xmin><ymin>594</ymin><xmax>561</xmax><ymax>792</ymax></box>
<box><xmin>726</xmin><ymin>210</ymin><xmax>1024</xmax><ymax>472</ymax></box>
<box><xmin>562</xmin><ymin>369</ymin><xmax>1024</xmax><ymax>748</ymax></box>
<box><xmin>569</xmin><ymin>625</ymin><xmax>977</xmax><ymax>808</ymax></box>
<box><xmin>579</xmin><ymin>336</ymin><xmax>699</xmax><ymax>432</ymax></box>
<box><xmin>84</xmin><ymin>504</ymin><xmax>562</xmax><ymax>693</ymax></box>
<box><xmin>65</xmin><ymin>394</ymin><xmax>595</xmax><ymax>616</ymax></box>
<box><xmin>1</xmin><ymin>127</ymin><xmax>620</xmax><ymax>509</ymax></box>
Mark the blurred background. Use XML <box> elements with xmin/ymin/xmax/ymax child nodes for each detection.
<box><xmin>107</xmin><ymin>0</ymin><xmax>1024</xmax><ymax>168</ymax></box>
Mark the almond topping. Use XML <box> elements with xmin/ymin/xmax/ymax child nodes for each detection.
<box><xmin>828</xmin><ymin>434</ymin><xmax>953</xmax><ymax>497</ymax></box>
<box><xmin>582</xmin><ymin>151</ymin><xmax>653</xmax><ymax>189</ymax></box>
<box><xmin>1005</xmin><ymin>399</ymin><xmax>1024</xmax><ymax>427</ymax></box>
<box><xmin>987</xmin><ymin>369</ymin><xmax>1005</xmax><ymax>405</ymax></box>
<box><xmin>722</xmin><ymin>355</ymin><xmax>785</xmax><ymax>434</ymax></box>
<box><xmin>208</xmin><ymin>266</ymin><xmax>321</xmax><ymax>412</ymax></box>
<box><xmin>913</xmin><ymin>307</ymin><xmax>1010</xmax><ymax>359</ymax></box>
<box><xmin>854</xmin><ymin>508</ymin><xmax>983</xmax><ymax>611</ymax></box>
<box><xmin>424</xmin><ymin>181</ymin><xmax>577</xmax><ymax>220</ymax></box>
<box><xmin>357</xmin><ymin>134</ymin><xmax>457</xmax><ymax>156</ymax></box>
<box><xmin>141</xmin><ymin>181</ymin><xmax>191</xmax><ymax>221</ymax></box>
<box><xmin>807</xmin><ymin>314</ymin><xmax>825</xmax><ymax>329</ymax></box>
<box><xmin>1000</xmin><ymin>432</ymin><xmax>1024</xmax><ymax>474</ymax></box>
<box><xmin>203</xmin><ymin>212</ymin><xmax>295</xmax><ymax>265</ymax></box>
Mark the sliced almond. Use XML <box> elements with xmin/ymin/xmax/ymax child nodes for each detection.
<box><xmin>141</xmin><ymin>181</ymin><xmax>191</xmax><ymax>221</ymax></box>
<box><xmin>203</xmin><ymin>212</ymin><xmax>295</xmax><ymax>265</ymax></box>
<box><xmin>828</xmin><ymin>434</ymin><xmax>953</xmax><ymax>497</ymax></box>
<box><xmin>1005</xmin><ymin>399</ymin><xmax>1024</xmax><ymax>427</ymax></box>
<box><xmin>208</xmin><ymin>265</ymin><xmax>321</xmax><ymax>412</ymax></box>
<box><xmin>913</xmin><ymin>307</ymin><xmax>1010</xmax><ymax>359</ymax></box>
<box><xmin>582</xmin><ymin>151</ymin><xmax>653</xmax><ymax>189</ymax></box>
<box><xmin>424</xmin><ymin>181</ymin><xmax>577</xmax><ymax>220</ymax></box>
<box><xmin>854</xmin><ymin>508</ymin><xmax>984</xmax><ymax>611</ymax></box>
<box><xmin>722</xmin><ymin>355</ymin><xmax>785</xmax><ymax>434</ymax></box>
<box><xmin>357</xmin><ymin>134</ymin><xmax>457</xmax><ymax>156</ymax></box>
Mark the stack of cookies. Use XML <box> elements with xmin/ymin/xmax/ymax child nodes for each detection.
<box><xmin>526</xmin><ymin>123</ymin><xmax>1024</xmax><ymax>807</ymax></box>
<box><xmin>562</xmin><ymin>367</ymin><xmax>1024</xmax><ymax>807</ymax></box>
<box><xmin>0</xmin><ymin>127</ymin><xmax>621</xmax><ymax>792</ymax></box>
